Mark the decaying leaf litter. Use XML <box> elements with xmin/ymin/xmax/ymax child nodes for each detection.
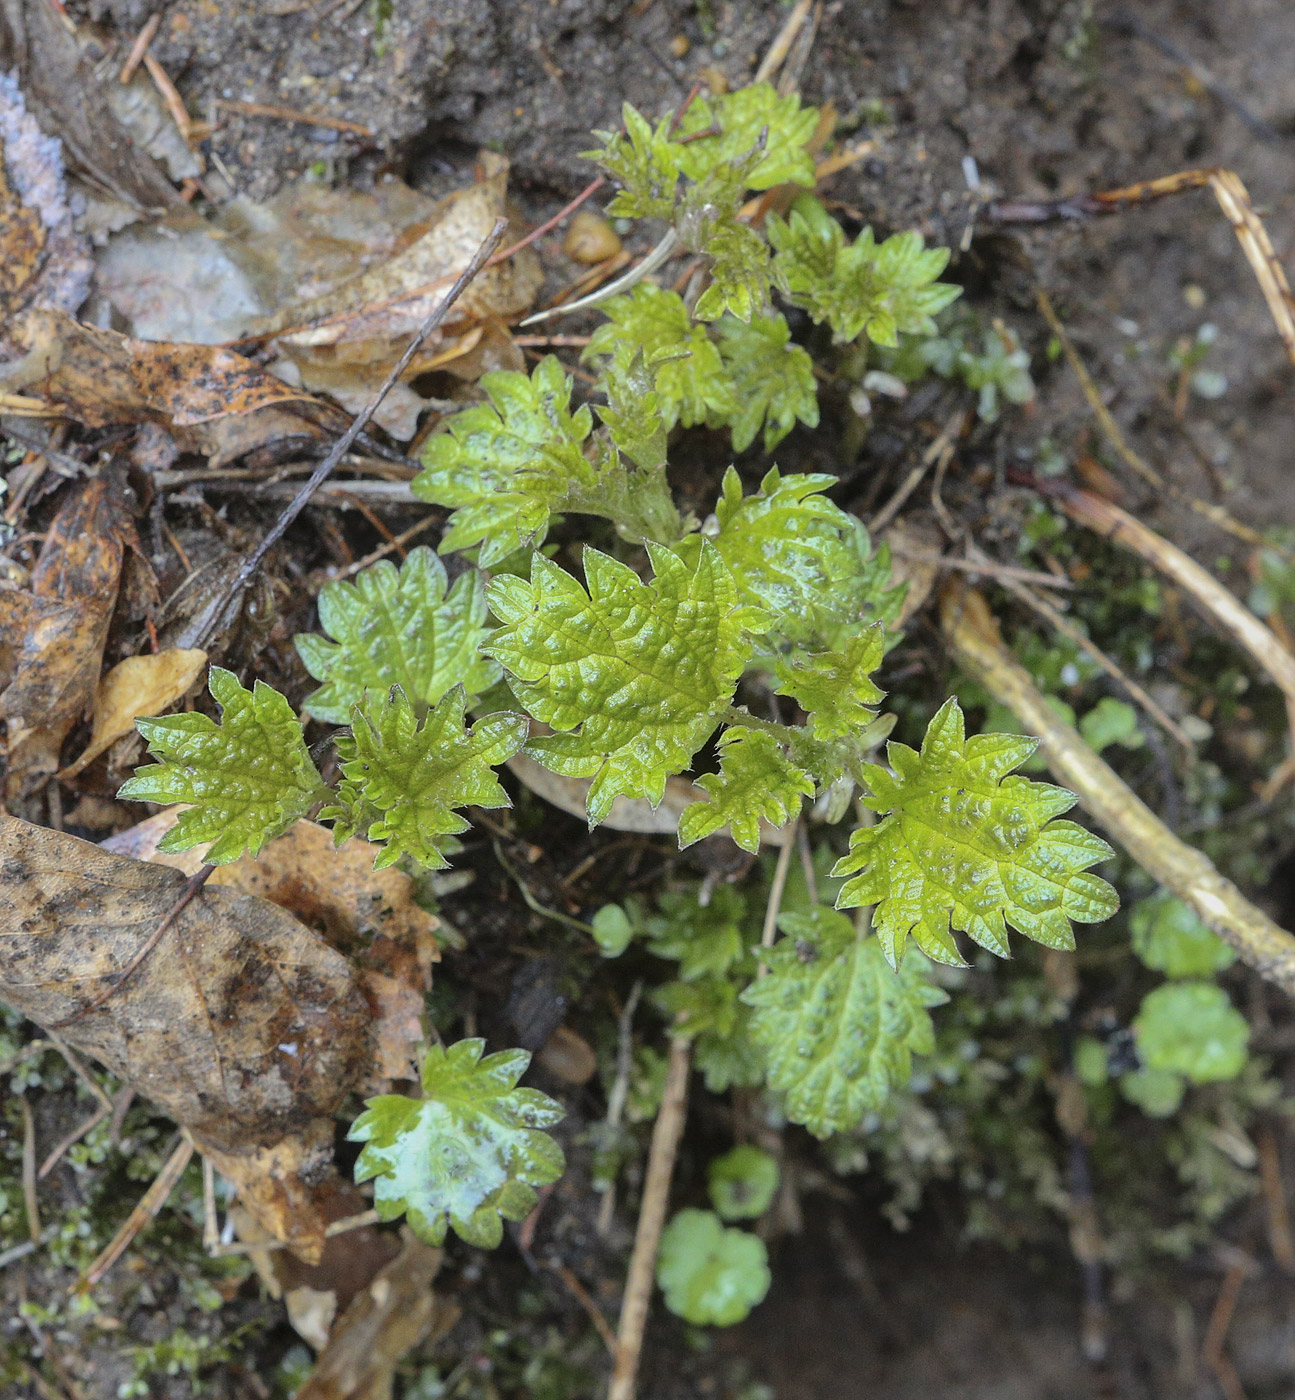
<box><xmin>4</xmin><ymin>2</ymin><xmax>1295</xmax><ymax>1398</ymax></box>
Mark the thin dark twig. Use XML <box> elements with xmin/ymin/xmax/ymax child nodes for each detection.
<box><xmin>50</xmin><ymin>864</ymin><xmax>216</xmax><ymax>1030</ymax></box>
<box><xmin>193</xmin><ymin>218</ymin><xmax>508</xmax><ymax>650</ymax></box>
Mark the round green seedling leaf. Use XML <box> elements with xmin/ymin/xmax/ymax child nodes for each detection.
<box><xmin>1130</xmin><ymin>890</ymin><xmax>1234</xmax><ymax>978</ymax></box>
<box><xmin>1118</xmin><ymin>1065</ymin><xmax>1185</xmax><ymax>1118</ymax></box>
<box><xmin>708</xmin><ymin>1146</ymin><xmax>780</xmax><ymax>1221</ymax></box>
<box><xmin>656</xmin><ymin>1209</ymin><xmax>771</xmax><ymax>1326</ymax></box>
<box><xmin>592</xmin><ymin>904</ymin><xmax>635</xmax><ymax>958</ymax></box>
<box><xmin>1133</xmin><ymin>982</ymin><xmax>1249</xmax><ymax>1085</ymax></box>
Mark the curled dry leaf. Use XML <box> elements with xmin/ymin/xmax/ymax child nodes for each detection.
<box><xmin>0</xmin><ymin>308</ymin><xmax>346</xmax><ymax>464</ymax></box>
<box><xmin>0</xmin><ymin>69</ymin><xmax>91</xmax><ymax>355</ymax></box>
<box><xmin>0</xmin><ymin>472</ymin><xmax>132</xmax><ymax>804</ymax></box>
<box><xmin>59</xmin><ymin>647</ymin><xmax>207</xmax><ymax>780</ymax></box>
<box><xmin>0</xmin><ymin>813</ymin><xmax>371</xmax><ymax>1259</ymax></box>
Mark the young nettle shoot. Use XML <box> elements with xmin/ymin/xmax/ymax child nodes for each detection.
<box><xmin>122</xmin><ymin>82</ymin><xmax>1116</xmax><ymax>1262</ymax></box>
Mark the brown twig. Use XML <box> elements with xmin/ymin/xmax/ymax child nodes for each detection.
<box><xmin>962</xmin><ymin>540</ymin><xmax>1195</xmax><ymax>753</ymax></box>
<box><xmin>549</xmin><ymin>1261</ymin><xmax>619</xmax><ymax>1354</ymax></box>
<box><xmin>214</xmin><ymin>97</ymin><xmax>374</xmax><ymax>137</ymax></box>
<box><xmin>75</xmin><ymin>1136</ymin><xmax>194</xmax><ymax>1293</ymax></box>
<box><xmin>1258</xmin><ymin>1125</ymin><xmax>1295</xmax><ymax>1273</ymax></box>
<box><xmin>1202</xmin><ymin>1259</ymin><xmax>1252</xmax><ymax>1400</ymax></box>
<box><xmin>21</xmin><ymin>1096</ymin><xmax>40</xmax><ymax>1244</ymax></box>
<box><xmin>754</xmin><ymin>0</ymin><xmax>814</xmax><ymax>84</ymax></box>
<box><xmin>941</xmin><ymin>581</ymin><xmax>1295</xmax><ymax>998</ymax></box>
<box><xmin>869</xmin><ymin>412</ymin><xmax>964</xmax><ymax>534</ymax></box>
<box><xmin>119</xmin><ymin>12</ymin><xmax>161</xmax><ymax>83</ymax></box>
<box><xmin>485</xmin><ymin>175</ymin><xmax>607</xmax><ymax>268</ymax></box>
<box><xmin>608</xmin><ymin>1035</ymin><xmax>692</xmax><ymax>1400</ymax></box>
<box><xmin>143</xmin><ymin>52</ymin><xmax>193</xmax><ymax>147</ymax></box>
<box><xmin>1036</xmin><ymin>480</ymin><xmax>1295</xmax><ymax>779</ymax></box>
<box><xmin>337</xmin><ymin>513</ymin><xmax>442</xmax><ymax>578</ymax></box>
<box><xmin>195</xmin><ymin>218</ymin><xmax>507</xmax><ymax>649</ymax></box>
<box><xmin>598</xmin><ymin>980</ymin><xmax>644</xmax><ymax>1238</ymax></box>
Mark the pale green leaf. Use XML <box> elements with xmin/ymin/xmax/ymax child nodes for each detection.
<box><xmin>582</xmin><ymin>103</ymin><xmax>681</xmax><ymax>220</ymax></box>
<box><xmin>715</xmin><ymin>313</ymin><xmax>819</xmax><ymax>451</ymax></box>
<box><xmin>326</xmin><ymin>687</ymin><xmax>527</xmax><ymax>871</ymax></box>
<box><xmin>678</xmin><ymin>727</ymin><xmax>813</xmax><ymax>853</ymax></box>
<box><xmin>646</xmin><ymin>886</ymin><xmax>750</xmax><ymax>982</ymax></box>
<box><xmin>741</xmin><ymin>906</ymin><xmax>947</xmax><ymax>1137</ymax></box>
<box><xmin>832</xmin><ymin>698</ymin><xmax>1119</xmax><ymax>967</ymax></box>
<box><xmin>295</xmin><ymin>549</ymin><xmax>498</xmax><ymax>724</ymax></box>
<box><xmin>584</xmin><ymin>285</ymin><xmax>735</xmax><ymax>429</ymax></box>
<box><xmin>773</xmin><ymin>628</ymin><xmax>885</xmax><ymax>739</ymax></box>
<box><xmin>1118</xmin><ymin>1065</ymin><xmax>1185</xmax><ymax>1117</ymax></box>
<box><xmin>708</xmin><ymin>1145</ymin><xmax>779</xmax><ymax>1222</ymax></box>
<box><xmin>674</xmin><ymin>82</ymin><xmax>818</xmax><ymax>191</ymax></box>
<box><xmin>412</xmin><ymin>356</ymin><xmax>592</xmax><ymax>567</ymax></box>
<box><xmin>1133</xmin><ymin>982</ymin><xmax>1249</xmax><ymax>1085</ymax></box>
<box><xmin>349</xmin><ymin>1038</ymin><xmax>565</xmax><ymax>1248</ymax></box>
<box><xmin>484</xmin><ymin>543</ymin><xmax>757</xmax><ymax>824</ymax></box>
<box><xmin>1130</xmin><ymin>889</ymin><xmax>1235</xmax><ymax>978</ymax></box>
<box><xmin>656</xmin><ymin>1209</ymin><xmax>771</xmax><ymax>1326</ymax></box>
<box><xmin>768</xmin><ymin>196</ymin><xmax>961</xmax><ymax>345</ymax></box>
<box><xmin>118</xmin><ymin>667</ymin><xmax>325</xmax><ymax>865</ymax></box>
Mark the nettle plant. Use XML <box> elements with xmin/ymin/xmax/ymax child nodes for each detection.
<box><xmin>120</xmin><ymin>84</ymin><xmax>1119</xmax><ymax>1270</ymax></box>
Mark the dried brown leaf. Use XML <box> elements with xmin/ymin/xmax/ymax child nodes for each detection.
<box><xmin>59</xmin><ymin>647</ymin><xmax>207</xmax><ymax>780</ymax></box>
<box><xmin>0</xmin><ymin>814</ymin><xmax>371</xmax><ymax>1256</ymax></box>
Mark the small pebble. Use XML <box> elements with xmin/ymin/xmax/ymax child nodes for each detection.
<box><xmin>670</xmin><ymin>33</ymin><xmax>690</xmax><ymax>58</ymax></box>
<box><xmin>563</xmin><ymin>208</ymin><xmax>622</xmax><ymax>264</ymax></box>
<box><xmin>1183</xmin><ymin>283</ymin><xmax>1207</xmax><ymax>310</ymax></box>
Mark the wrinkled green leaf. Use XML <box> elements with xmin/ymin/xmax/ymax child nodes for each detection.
<box><xmin>412</xmin><ymin>356</ymin><xmax>592</xmax><ymax>567</ymax></box>
<box><xmin>585</xmin><ymin>285</ymin><xmax>735</xmax><ymax>430</ymax></box>
<box><xmin>833</xmin><ymin>698</ymin><xmax>1119</xmax><ymax>967</ymax></box>
<box><xmin>768</xmin><ymin>195</ymin><xmax>961</xmax><ymax>345</ymax></box>
<box><xmin>350</xmin><ymin>1038</ymin><xmax>565</xmax><ymax>1248</ymax></box>
<box><xmin>773</xmin><ymin>628</ymin><xmax>886</xmax><ymax>740</ymax></box>
<box><xmin>326</xmin><ymin>687</ymin><xmax>527</xmax><ymax>870</ymax></box>
<box><xmin>583</xmin><ymin>103</ymin><xmax>682</xmax><ymax>220</ymax></box>
<box><xmin>656</xmin><ymin>1209</ymin><xmax>771</xmax><ymax>1326</ymax></box>
<box><xmin>715</xmin><ymin>313</ymin><xmax>819</xmax><ymax>451</ymax></box>
<box><xmin>118</xmin><ymin>667</ymin><xmax>326</xmax><ymax>865</ymax></box>
<box><xmin>646</xmin><ymin>886</ymin><xmax>750</xmax><ymax>982</ymax></box>
<box><xmin>485</xmin><ymin>543</ymin><xmax>758</xmax><ymax>823</ymax></box>
<box><xmin>742</xmin><ymin>907</ymin><xmax>947</xmax><ymax>1137</ymax></box>
<box><xmin>678</xmin><ymin>727</ymin><xmax>813</xmax><ymax>853</ymax></box>
<box><xmin>296</xmin><ymin>549</ymin><xmax>498</xmax><ymax>724</ymax></box>
<box><xmin>674</xmin><ymin>83</ymin><xmax>818</xmax><ymax>191</ymax></box>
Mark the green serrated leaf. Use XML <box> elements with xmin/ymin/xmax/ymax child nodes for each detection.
<box><xmin>678</xmin><ymin>727</ymin><xmax>813</xmax><ymax>853</ymax></box>
<box><xmin>118</xmin><ymin>667</ymin><xmax>325</xmax><ymax>865</ymax></box>
<box><xmin>714</xmin><ymin>313</ymin><xmax>819</xmax><ymax>451</ymax></box>
<box><xmin>741</xmin><ymin>906</ymin><xmax>946</xmax><ymax>1137</ymax></box>
<box><xmin>325</xmin><ymin>687</ymin><xmax>527</xmax><ymax>871</ymax></box>
<box><xmin>832</xmin><ymin>698</ymin><xmax>1119</xmax><ymax>968</ymax></box>
<box><xmin>708</xmin><ymin>1145</ymin><xmax>779</xmax><ymax>1222</ymax></box>
<box><xmin>295</xmin><ymin>549</ymin><xmax>499</xmax><ymax>724</ymax></box>
<box><xmin>692</xmin><ymin>216</ymin><xmax>773</xmax><ymax>323</ymax></box>
<box><xmin>1133</xmin><ymin>982</ymin><xmax>1249</xmax><ymax>1085</ymax></box>
<box><xmin>773</xmin><ymin>628</ymin><xmax>886</xmax><ymax>740</ymax></box>
<box><xmin>597</xmin><ymin>351</ymin><xmax>668</xmax><ymax>474</ymax></box>
<box><xmin>689</xmin><ymin>466</ymin><xmax>895</xmax><ymax>648</ymax></box>
<box><xmin>768</xmin><ymin>196</ymin><xmax>961</xmax><ymax>345</ymax></box>
<box><xmin>412</xmin><ymin>356</ymin><xmax>592</xmax><ymax>567</ymax></box>
<box><xmin>674</xmin><ymin>82</ymin><xmax>818</xmax><ymax>191</ymax></box>
<box><xmin>484</xmin><ymin>542</ymin><xmax>758</xmax><ymax>824</ymax></box>
<box><xmin>656</xmin><ymin>1209</ymin><xmax>771</xmax><ymax>1326</ymax></box>
<box><xmin>584</xmin><ymin>285</ymin><xmax>735</xmax><ymax>430</ymax></box>
<box><xmin>1130</xmin><ymin>889</ymin><xmax>1235</xmax><ymax>978</ymax></box>
<box><xmin>349</xmin><ymin>1038</ymin><xmax>565</xmax><ymax>1248</ymax></box>
<box><xmin>582</xmin><ymin>103</ymin><xmax>681</xmax><ymax>220</ymax></box>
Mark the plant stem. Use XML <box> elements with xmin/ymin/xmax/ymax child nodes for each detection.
<box><xmin>608</xmin><ymin>1035</ymin><xmax>691</xmax><ymax>1400</ymax></box>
